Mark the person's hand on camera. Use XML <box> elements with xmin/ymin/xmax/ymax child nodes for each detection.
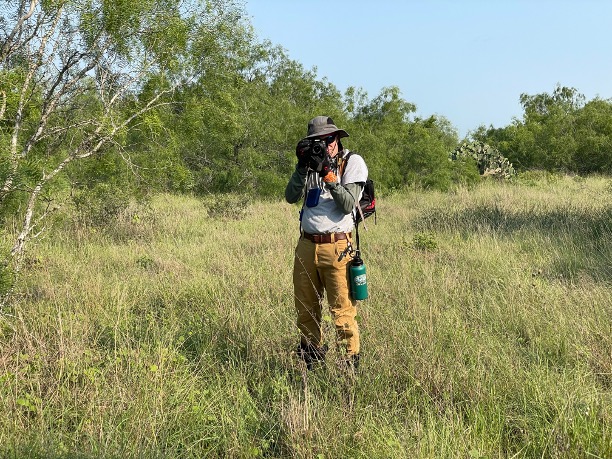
<box><xmin>306</xmin><ymin>154</ymin><xmax>324</xmax><ymax>174</ymax></box>
<box><xmin>318</xmin><ymin>155</ymin><xmax>333</xmax><ymax>177</ymax></box>
<box><xmin>319</xmin><ymin>160</ymin><xmax>337</xmax><ymax>183</ymax></box>
<box><xmin>308</xmin><ymin>155</ymin><xmax>336</xmax><ymax>182</ymax></box>
<box><xmin>295</xmin><ymin>139</ymin><xmax>311</xmax><ymax>168</ymax></box>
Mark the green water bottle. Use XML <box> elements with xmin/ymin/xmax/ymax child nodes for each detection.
<box><xmin>349</xmin><ymin>253</ymin><xmax>368</xmax><ymax>300</ymax></box>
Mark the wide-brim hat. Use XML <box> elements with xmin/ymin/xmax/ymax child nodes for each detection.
<box><xmin>305</xmin><ymin>116</ymin><xmax>349</xmax><ymax>139</ymax></box>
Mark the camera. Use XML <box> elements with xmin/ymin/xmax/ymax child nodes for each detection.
<box><xmin>297</xmin><ymin>138</ymin><xmax>327</xmax><ymax>161</ymax></box>
<box><xmin>296</xmin><ymin>138</ymin><xmax>331</xmax><ymax>173</ymax></box>
<box><xmin>309</xmin><ymin>139</ymin><xmax>327</xmax><ymax>159</ymax></box>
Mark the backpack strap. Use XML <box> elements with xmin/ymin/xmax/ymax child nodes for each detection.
<box><xmin>338</xmin><ymin>150</ymin><xmax>353</xmax><ymax>178</ymax></box>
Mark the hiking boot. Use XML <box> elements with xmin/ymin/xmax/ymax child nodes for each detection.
<box><xmin>351</xmin><ymin>353</ymin><xmax>360</xmax><ymax>371</ymax></box>
<box><xmin>341</xmin><ymin>353</ymin><xmax>360</xmax><ymax>374</ymax></box>
<box><xmin>296</xmin><ymin>343</ymin><xmax>328</xmax><ymax>370</ymax></box>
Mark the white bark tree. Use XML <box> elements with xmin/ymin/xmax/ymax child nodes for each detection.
<box><xmin>0</xmin><ymin>0</ymin><xmax>241</xmax><ymax>303</ymax></box>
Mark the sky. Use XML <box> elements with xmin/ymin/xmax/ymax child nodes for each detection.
<box><xmin>244</xmin><ymin>0</ymin><xmax>612</xmax><ymax>138</ymax></box>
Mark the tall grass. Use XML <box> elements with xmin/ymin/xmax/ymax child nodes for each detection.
<box><xmin>0</xmin><ymin>175</ymin><xmax>610</xmax><ymax>458</ymax></box>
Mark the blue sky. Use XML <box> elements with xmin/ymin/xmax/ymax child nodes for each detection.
<box><xmin>244</xmin><ymin>0</ymin><xmax>612</xmax><ymax>138</ymax></box>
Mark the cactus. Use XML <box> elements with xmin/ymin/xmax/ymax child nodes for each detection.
<box><xmin>449</xmin><ymin>142</ymin><xmax>516</xmax><ymax>179</ymax></box>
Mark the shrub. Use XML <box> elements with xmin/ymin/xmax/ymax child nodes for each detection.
<box><xmin>450</xmin><ymin>142</ymin><xmax>516</xmax><ymax>179</ymax></box>
<box><xmin>412</xmin><ymin>232</ymin><xmax>438</xmax><ymax>251</ymax></box>
<box><xmin>202</xmin><ymin>194</ymin><xmax>251</xmax><ymax>220</ymax></box>
<box><xmin>72</xmin><ymin>183</ymin><xmax>133</xmax><ymax>227</ymax></box>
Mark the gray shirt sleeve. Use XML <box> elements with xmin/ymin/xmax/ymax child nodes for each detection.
<box><xmin>326</xmin><ymin>181</ymin><xmax>364</xmax><ymax>215</ymax></box>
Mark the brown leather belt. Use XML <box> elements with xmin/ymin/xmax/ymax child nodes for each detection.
<box><xmin>302</xmin><ymin>231</ymin><xmax>351</xmax><ymax>244</ymax></box>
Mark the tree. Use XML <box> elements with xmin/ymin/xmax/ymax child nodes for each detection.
<box><xmin>0</xmin><ymin>0</ymin><xmax>244</xmax><ymax>300</ymax></box>
<box><xmin>473</xmin><ymin>85</ymin><xmax>600</xmax><ymax>172</ymax></box>
<box><xmin>475</xmin><ymin>85</ymin><xmax>612</xmax><ymax>174</ymax></box>
<box><xmin>347</xmin><ymin>86</ymin><xmax>417</xmax><ymax>190</ymax></box>
<box><xmin>159</xmin><ymin>39</ymin><xmax>346</xmax><ymax>197</ymax></box>
<box><xmin>346</xmin><ymin>86</ymin><xmax>459</xmax><ymax>191</ymax></box>
<box><xmin>572</xmin><ymin>99</ymin><xmax>612</xmax><ymax>173</ymax></box>
<box><xmin>518</xmin><ymin>85</ymin><xmax>584</xmax><ymax>170</ymax></box>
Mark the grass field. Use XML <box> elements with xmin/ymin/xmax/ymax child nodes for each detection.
<box><xmin>1</xmin><ymin>173</ymin><xmax>610</xmax><ymax>458</ymax></box>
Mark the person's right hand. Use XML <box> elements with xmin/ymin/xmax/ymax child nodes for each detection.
<box><xmin>296</xmin><ymin>139</ymin><xmax>311</xmax><ymax>168</ymax></box>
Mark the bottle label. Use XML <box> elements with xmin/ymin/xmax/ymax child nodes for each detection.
<box><xmin>354</xmin><ymin>274</ymin><xmax>367</xmax><ymax>286</ymax></box>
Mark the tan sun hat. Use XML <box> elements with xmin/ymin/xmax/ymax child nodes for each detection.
<box><xmin>305</xmin><ymin>116</ymin><xmax>349</xmax><ymax>139</ymax></box>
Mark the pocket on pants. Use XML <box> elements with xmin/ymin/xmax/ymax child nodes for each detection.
<box><xmin>333</xmin><ymin>239</ymin><xmax>351</xmax><ymax>269</ymax></box>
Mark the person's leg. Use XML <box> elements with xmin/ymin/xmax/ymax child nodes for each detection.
<box><xmin>317</xmin><ymin>238</ymin><xmax>360</xmax><ymax>356</ymax></box>
<box><xmin>293</xmin><ymin>238</ymin><xmax>324</xmax><ymax>349</ymax></box>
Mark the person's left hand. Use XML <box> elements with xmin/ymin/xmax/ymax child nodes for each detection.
<box><xmin>309</xmin><ymin>155</ymin><xmax>336</xmax><ymax>182</ymax></box>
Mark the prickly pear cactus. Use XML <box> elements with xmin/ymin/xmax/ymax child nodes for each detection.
<box><xmin>450</xmin><ymin>142</ymin><xmax>516</xmax><ymax>179</ymax></box>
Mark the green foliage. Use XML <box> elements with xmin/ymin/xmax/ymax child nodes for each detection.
<box><xmin>450</xmin><ymin>141</ymin><xmax>516</xmax><ymax>179</ymax></box>
<box><xmin>135</xmin><ymin>254</ymin><xmax>158</xmax><ymax>272</ymax></box>
<box><xmin>402</xmin><ymin>115</ymin><xmax>460</xmax><ymax>191</ymax></box>
<box><xmin>345</xmin><ymin>87</ymin><xmax>460</xmax><ymax>192</ymax></box>
<box><xmin>411</xmin><ymin>232</ymin><xmax>438</xmax><ymax>251</ymax></box>
<box><xmin>447</xmin><ymin>154</ymin><xmax>482</xmax><ymax>188</ymax></box>
<box><xmin>1</xmin><ymin>0</ymin><xmax>242</xmax><ymax>270</ymax></box>
<box><xmin>151</xmin><ymin>38</ymin><xmax>347</xmax><ymax>197</ymax></box>
<box><xmin>475</xmin><ymin>85</ymin><xmax>612</xmax><ymax>173</ymax></box>
<box><xmin>202</xmin><ymin>193</ymin><xmax>251</xmax><ymax>220</ymax></box>
<box><xmin>574</xmin><ymin>99</ymin><xmax>612</xmax><ymax>173</ymax></box>
<box><xmin>514</xmin><ymin>170</ymin><xmax>564</xmax><ymax>187</ymax></box>
<box><xmin>72</xmin><ymin>183</ymin><xmax>135</xmax><ymax>227</ymax></box>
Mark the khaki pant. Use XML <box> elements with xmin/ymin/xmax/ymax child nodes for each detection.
<box><xmin>292</xmin><ymin>236</ymin><xmax>360</xmax><ymax>356</ymax></box>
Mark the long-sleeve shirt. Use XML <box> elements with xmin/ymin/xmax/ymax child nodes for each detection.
<box><xmin>285</xmin><ymin>150</ymin><xmax>368</xmax><ymax>234</ymax></box>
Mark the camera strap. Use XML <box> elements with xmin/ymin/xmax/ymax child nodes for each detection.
<box><xmin>298</xmin><ymin>170</ymin><xmax>320</xmax><ymax>234</ymax></box>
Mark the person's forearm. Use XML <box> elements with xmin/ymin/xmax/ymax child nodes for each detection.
<box><xmin>285</xmin><ymin>165</ymin><xmax>308</xmax><ymax>203</ymax></box>
<box><xmin>326</xmin><ymin>182</ymin><xmax>363</xmax><ymax>214</ymax></box>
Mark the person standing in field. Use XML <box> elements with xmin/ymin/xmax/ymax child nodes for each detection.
<box><xmin>285</xmin><ymin>116</ymin><xmax>368</xmax><ymax>371</ymax></box>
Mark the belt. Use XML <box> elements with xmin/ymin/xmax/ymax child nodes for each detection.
<box><xmin>302</xmin><ymin>231</ymin><xmax>351</xmax><ymax>244</ymax></box>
